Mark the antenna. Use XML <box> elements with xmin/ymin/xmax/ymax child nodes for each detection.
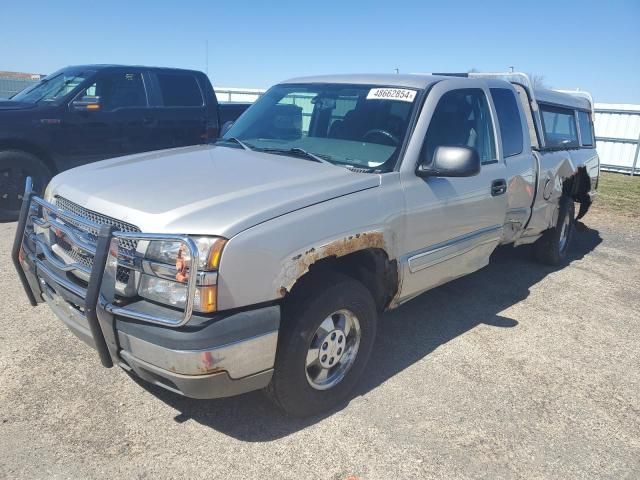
<box><xmin>205</xmin><ymin>40</ymin><xmax>209</xmax><ymax>77</ymax></box>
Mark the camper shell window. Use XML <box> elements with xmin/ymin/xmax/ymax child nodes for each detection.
<box><xmin>540</xmin><ymin>104</ymin><xmax>579</xmax><ymax>149</ymax></box>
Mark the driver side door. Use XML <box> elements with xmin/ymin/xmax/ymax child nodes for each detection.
<box><xmin>398</xmin><ymin>79</ymin><xmax>507</xmax><ymax>303</ymax></box>
<box><xmin>58</xmin><ymin>70</ymin><xmax>152</xmax><ymax>169</ymax></box>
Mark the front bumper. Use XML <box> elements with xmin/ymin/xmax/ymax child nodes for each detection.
<box><xmin>40</xmin><ymin>285</ymin><xmax>279</xmax><ymax>399</ymax></box>
<box><xmin>12</xmin><ymin>181</ymin><xmax>279</xmax><ymax>399</ymax></box>
<box><xmin>43</xmin><ymin>284</ymin><xmax>278</xmax><ymax>398</ymax></box>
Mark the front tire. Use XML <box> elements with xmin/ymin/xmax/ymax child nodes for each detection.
<box><xmin>0</xmin><ymin>150</ymin><xmax>52</xmax><ymax>222</ymax></box>
<box><xmin>266</xmin><ymin>272</ymin><xmax>377</xmax><ymax>417</ymax></box>
<box><xmin>534</xmin><ymin>195</ymin><xmax>575</xmax><ymax>266</ymax></box>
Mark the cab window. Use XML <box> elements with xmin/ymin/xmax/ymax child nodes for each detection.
<box><xmin>77</xmin><ymin>72</ymin><xmax>147</xmax><ymax>111</ymax></box>
<box><xmin>577</xmin><ymin>110</ymin><xmax>594</xmax><ymax>146</ymax></box>
<box><xmin>540</xmin><ymin>104</ymin><xmax>579</xmax><ymax>148</ymax></box>
<box><xmin>423</xmin><ymin>88</ymin><xmax>496</xmax><ymax>164</ymax></box>
<box><xmin>490</xmin><ymin>88</ymin><xmax>524</xmax><ymax>157</ymax></box>
<box><xmin>157</xmin><ymin>74</ymin><xmax>203</xmax><ymax>107</ymax></box>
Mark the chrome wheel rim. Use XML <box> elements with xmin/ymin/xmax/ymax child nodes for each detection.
<box><xmin>559</xmin><ymin>211</ymin><xmax>571</xmax><ymax>252</ymax></box>
<box><xmin>305</xmin><ymin>309</ymin><xmax>361</xmax><ymax>391</ymax></box>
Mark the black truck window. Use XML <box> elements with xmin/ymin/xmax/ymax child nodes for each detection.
<box><xmin>78</xmin><ymin>72</ymin><xmax>147</xmax><ymax>111</ymax></box>
<box><xmin>490</xmin><ymin>88</ymin><xmax>524</xmax><ymax>157</ymax></box>
<box><xmin>157</xmin><ymin>74</ymin><xmax>203</xmax><ymax>107</ymax></box>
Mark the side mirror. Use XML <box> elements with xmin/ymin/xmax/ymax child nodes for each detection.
<box><xmin>417</xmin><ymin>146</ymin><xmax>481</xmax><ymax>178</ymax></box>
<box><xmin>71</xmin><ymin>95</ymin><xmax>101</xmax><ymax>111</ymax></box>
<box><xmin>220</xmin><ymin>121</ymin><xmax>234</xmax><ymax>137</ymax></box>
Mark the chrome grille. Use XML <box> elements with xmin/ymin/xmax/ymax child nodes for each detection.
<box><xmin>54</xmin><ymin>196</ymin><xmax>140</xmax><ymax>250</ymax></box>
<box><xmin>54</xmin><ymin>196</ymin><xmax>141</xmax><ymax>284</ymax></box>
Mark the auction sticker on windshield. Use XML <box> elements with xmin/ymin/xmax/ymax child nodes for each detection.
<box><xmin>367</xmin><ymin>88</ymin><xmax>416</xmax><ymax>102</ymax></box>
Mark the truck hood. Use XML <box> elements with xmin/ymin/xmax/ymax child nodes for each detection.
<box><xmin>48</xmin><ymin>145</ymin><xmax>380</xmax><ymax>237</ymax></box>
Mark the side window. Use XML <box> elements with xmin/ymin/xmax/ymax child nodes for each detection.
<box><xmin>424</xmin><ymin>88</ymin><xmax>496</xmax><ymax>164</ymax></box>
<box><xmin>490</xmin><ymin>88</ymin><xmax>524</xmax><ymax>157</ymax></box>
<box><xmin>540</xmin><ymin>105</ymin><xmax>579</xmax><ymax>148</ymax></box>
<box><xmin>577</xmin><ymin>110</ymin><xmax>594</xmax><ymax>146</ymax></box>
<box><xmin>157</xmin><ymin>74</ymin><xmax>203</xmax><ymax>107</ymax></box>
<box><xmin>77</xmin><ymin>72</ymin><xmax>147</xmax><ymax>111</ymax></box>
<box><xmin>512</xmin><ymin>84</ymin><xmax>540</xmax><ymax>149</ymax></box>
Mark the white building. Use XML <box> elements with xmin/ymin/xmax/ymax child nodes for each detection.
<box><xmin>593</xmin><ymin>104</ymin><xmax>640</xmax><ymax>175</ymax></box>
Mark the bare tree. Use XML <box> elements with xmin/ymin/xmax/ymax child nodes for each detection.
<box><xmin>527</xmin><ymin>73</ymin><xmax>549</xmax><ymax>89</ymax></box>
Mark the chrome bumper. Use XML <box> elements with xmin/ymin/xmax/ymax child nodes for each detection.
<box><xmin>42</xmin><ymin>286</ymin><xmax>278</xmax><ymax>398</ymax></box>
<box><xmin>117</xmin><ymin>330</ymin><xmax>277</xmax><ymax>378</ymax></box>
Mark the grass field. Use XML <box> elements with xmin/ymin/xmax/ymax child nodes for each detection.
<box><xmin>592</xmin><ymin>172</ymin><xmax>640</xmax><ymax>218</ymax></box>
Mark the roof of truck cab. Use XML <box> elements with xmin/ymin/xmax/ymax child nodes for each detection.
<box><xmin>534</xmin><ymin>88</ymin><xmax>592</xmax><ymax>110</ymax></box>
<box><xmin>280</xmin><ymin>74</ymin><xmax>447</xmax><ymax>89</ymax></box>
<box><xmin>281</xmin><ymin>74</ymin><xmax>593</xmax><ymax>110</ymax></box>
<box><xmin>61</xmin><ymin>64</ymin><xmax>204</xmax><ymax>74</ymax></box>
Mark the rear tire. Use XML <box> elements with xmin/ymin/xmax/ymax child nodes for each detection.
<box><xmin>0</xmin><ymin>150</ymin><xmax>52</xmax><ymax>222</ymax></box>
<box><xmin>266</xmin><ymin>272</ymin><xmax>377</xmax><ymax>417</ymax></box>
<box><xmin>534</xmin><ymin>195</ymin><xmax>575</xmax><ymax>266</ymax></box>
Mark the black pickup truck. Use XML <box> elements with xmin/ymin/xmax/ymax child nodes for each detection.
<box><xmin>0</xmin><ymin>64</ymin><xmax>251</xmax><ymax>220</ymax></box>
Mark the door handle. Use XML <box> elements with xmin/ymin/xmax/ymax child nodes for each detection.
<box><xmin>491</xmin><ymin>179</ymin><xmax>507</xmax><ymax>196</ymax></box>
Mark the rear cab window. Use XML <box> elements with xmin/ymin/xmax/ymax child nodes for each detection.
<box><xmin>577</xmin><ymin>110</ymin><xmax>595</xmax><ymax>146</ymax></box>
<box><xmin>156</xmin><ymin>73</ymin><xmax>203</xmax><ymax>107</ymax></box>
<box><xmin>540</xmin><ymin>104</ymin><xmax>579</xmax><ymax>149</ymax></box>
<box><xmin>490</xmin><ymin>88</ymin><xmax>523</xmax><ymax>157</ymax></box>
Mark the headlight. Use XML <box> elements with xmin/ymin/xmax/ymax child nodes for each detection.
<box><xmin>137</xmin><ymin>236</ymin><xmax>226</xmax><ymax>313</ymax></box>
<box><xmin>138</xmin><ymin>275</ymin><xmax>217</xmax><ymax>313</ymax></box>
<box><xmin>145</xmin><ymin>237</ymin><xmax>225</xmax><ymax>270</ymax></box>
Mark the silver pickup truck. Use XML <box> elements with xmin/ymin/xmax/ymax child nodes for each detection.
<box><xmin>12</xmin><ymin>72</ymin><xmax>599</xmax><ymax>416</ymax></box>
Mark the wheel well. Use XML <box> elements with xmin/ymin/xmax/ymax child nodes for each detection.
<box><xmin>562</xmin><ymin>166</ymin><xmax>591</xmax><ymax>198</ymax></box>
<box><xmin>286</xmin><ymin>248</ymin><xmax>399</xmax><ymax>312</ymax></box>
<box><xmin>0</xmin><ymin>139</ymin><xmax>57</xmax><ymax>174</ymax></box>
<box><xmin>563</xmin><ymin>166</ymin><xmax>592</xmax><ymax>220</ymax></box>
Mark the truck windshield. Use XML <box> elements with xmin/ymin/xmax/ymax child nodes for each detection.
<box><xmin>221</xmin><ymin>83</ymin><xmax>420</xmax><ymax>170</ymax></box>
<box><xmin>12</xmin><ymin>69</ymin><xmax>91</xmax><ymax>104</ymax></box>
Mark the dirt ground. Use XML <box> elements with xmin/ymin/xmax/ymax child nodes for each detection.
<box><xmin>0</xmin><ymin>211</ymin><xmax>638</xmax><ymax>480</ymax></box>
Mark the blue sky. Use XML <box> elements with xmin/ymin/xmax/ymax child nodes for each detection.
<box><xmin>2</xmin><ymin>0</ymin><xmax>638</xmax><ymax>103</ymax></box>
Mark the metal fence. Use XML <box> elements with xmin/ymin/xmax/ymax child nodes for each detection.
<box><xmin>0</xmin><ymin>77</ymin><xmax>40</xmax><ymax>99</ymax></box>
<box><xmin>593</xmin><ymin>104</ymin><xmax>640</xmax><ymax>175</ymax></box>
<box><xmin>215</xmin><ymin>87</ymin><xmax>266</xmax><ymax>103</ymax></box>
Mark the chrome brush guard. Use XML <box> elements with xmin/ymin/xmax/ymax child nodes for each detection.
<box><xmin>12</xmin><ymin>178</ymin><xmax>200</xmax><ymax>367</ymax></box>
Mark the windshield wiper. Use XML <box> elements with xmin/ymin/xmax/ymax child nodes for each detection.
<box><xmin>259</xmin><ymin>147</ymin><xmax>334</xmax><ymax>165</ymax></box>
<box><xmin>219</xmin><ymin>137</ymin><xmax>254</xmax><ymax>151</ymax></box>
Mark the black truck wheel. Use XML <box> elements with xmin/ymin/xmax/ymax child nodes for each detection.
<box><xmin>534</xmin><ymin>195</ymin><xmax>576</xmax><ymax>266</ymax></box>
<box><xmin>266</xmin><ymin>272</ymin><xmax>377</xmax><ymax>417</ymax></box>
<box><xmin>0</xmin><ymin>150</ymin><xmax>52</xmax><ymax>222</ymax></box>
